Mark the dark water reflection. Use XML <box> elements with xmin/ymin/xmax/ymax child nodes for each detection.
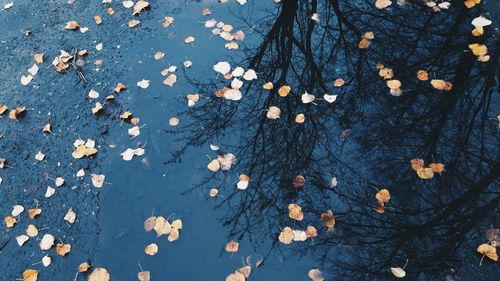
<box><xmin>170</xmin><ymin>1</ymin><xmax>500</xmax><ymax>280</ymax></box>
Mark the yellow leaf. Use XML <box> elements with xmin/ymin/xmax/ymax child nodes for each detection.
<box><xmin>278</xmin><ymin>85</ymin><xmax>291</xmax><ymax>97</ymax></box>
<box><xmin>477</xmin><ymin>243</ymin><xmax>498</xmax><ymax>261</ymax></box>
<box><xmin>23</xmin><ymin>269</ymin><xmax>38</xmax><ymax>281</ymax></box>
<box><xmin>144</xmin><ymin>243</ymin><xmax>158</xmax><ymax>255</ymax></box>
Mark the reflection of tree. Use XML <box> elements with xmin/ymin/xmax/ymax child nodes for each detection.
<box><xmin>170</xmin><ymin>1</ymin><xmax>499</xmax><ymax>279</ymax></box>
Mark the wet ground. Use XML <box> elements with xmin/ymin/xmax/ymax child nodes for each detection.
<box><xmin>0</xmin><ymin>0</ymin><xmax>499</xmax><ymax>280</ymax></box>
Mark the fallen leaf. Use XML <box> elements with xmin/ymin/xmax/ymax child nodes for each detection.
<box><xmin>26</xmin><ymin>224</ymin><xmax>38</xmax><ymax>237</ymax></box>
<box><xmin>145</xmin><ymin>243</ymin><xmax>158</xmax><ymax>255</ymax></box>
<box><xmin>320</xmin><ymin>210</ymin><xmax>335</xmax><ymax>231</ymax></box>
<box><xmin>77</xmin><ymin>262</ymin><xmax>91</xmax><ymax>273</ymax></box>
<box><xmin>64</xmin><ymin>208</ymin><xmax>77</xmax><ymax>224</ymax></box>
<box><xmin>278</xmin><ymin>227</ymin><xmax>294</xmax><ymax>244</ymax></box>
<box><xmin>56</xmin><ymin>243</ymin><xmax>71</xmax><ymax>256</ymax></box>
<box><xmin>16</xmin><ymin>235</ymin><xmax>29</xmax><ymax>246</ymax></box>
<box><xmin>266</xmin><ymin>106</ymin><xmax>281</xmax><ymax>119</ymax></box>
<box><xmin>225</xmin><ymin>240</ymin><xmax>239</xmax><ymax>253</ymax></box>
<box><xmin>137</xmin><ymin>79</ymin><xmax>150</xmax><ymax>89</ymax></box>
<box><xmin>91</xmin><ymin>174</ymin><xmax>105</xmax><ymax>188</ymax></box>
<box><xmin>144</xmin><ymin>216</ymin><xmax>157</xmax><ymax>232</ymax></box>
<box><xmin>153</xmin><ymin>216</ymin><xmax>171</xmax><ymax>237</ymax></box>
<box><xmin>23</xmin><ymin>269</ymin><xmax>38</xmax><ymax>281</ymax></box>
<box><xmin>138</xmin><ymin>271</ymin><xmax>151</xmax><ymax>281</ymax></box>
<box><xmin>65</xmin><ymin>21</ymin><xmax>80</xmax><ymax>30</ymax></box>
<box><xmin>88</xmin><ymin>268</ymin><xmax>110</xmax><ymax>281</ymax></box>
<box><xmin>4</xmin><ymin>216</ymin><xmax>17</xmax><ymax>227</ymax></box>
<box><xmin>133</xmin><ymin>0</ymin><xmax>149</xmax><ymax>15</ymax></box>
<box><xmin>12</xmin><ymin>205</ymin><xmax>24</xmax><ymax>216</ymax></box>
<box><xmin>35</xmin><ymin>151</ymin><xmax>45</xmax><ymax>161</ymax></box>
<box><xmin>21</xmin><ymin>75</ymin><xmax>34</xmax><ymax>85</ymax></box>
<box><xmin>308</xmin><ymin>269</ymin><xmax>324</xmax><ymax>281</ymax></box>
<box><xmin>39</xmin><ymin>234</ymin><xmax>55</xmax><ymax>250</ymax></box>
<box><xmin>390</xmin><ymin>267</ymin><xmax>406</xmax><ymax>278</ymax></box>
<box><xmin>477</xmin><ymin>243</ymin><xmax>498</xmax><ymax>261</ymax></box>
<box><xmin>288</xmin><ymin>204</ymin><xmax>304</xmax><ymax>221</ymax></box>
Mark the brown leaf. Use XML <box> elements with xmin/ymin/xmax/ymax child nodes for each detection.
<box><xmin>225</xmin><ymin>240</ymin><xmax>239</xmax><ymax>253</ymax></box>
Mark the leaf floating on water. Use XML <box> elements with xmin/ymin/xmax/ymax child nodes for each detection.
<box><xmin>4</xmin><ymin>215</ymin><xmax>17</xmax><ymax>228</ymax></box>
<box><xmin>90</xmin><ymin>173</ymin><xmax>105</xmax><ymax>188</ymax></box>
<box><xmin>39</xmin><ymin>234</ymin><xmax>55</xmax><ymax>250</ymax></box>
<box><xmin>301</xmin><ymin>92</ymin><xmax>315</xmax><ymax>103</ymax></box>
<box><xmin>56</xmin><ymin>243</ymin><xmax>71</xmax><ymax>256</ymax></box>
<box><xmin>16</xmin><ymin>235</ymin><xmax>29</xmax><ymax>246</ymax></box>
<box><xmin>12</xmin><ymin>205</ymin><xmax>24</xmax><ymax>216</ymax></box>
<box><xmin>77</xmin><ymin>262</ymin><xmax>91</xmax><ymax>273</ymax></box>
<box><xmin>209</xmin><ymin>188</ymin><xmax>219</xmax><ymax>197</ymax></box>
<box><xmin>144</xmin><ymin>243</ymin><xmax>158</xmax><ymax>255</ymax></box>
<box><xmin>308</xmin><ymin>269</ymin><xmax>324</xmax><ymax>281</ymax></box>
<box><xmin>137</xmin><ymin>79</ymin><xmax>150</xmax><ymax>89</ymax></box>
<box><xmin>88</xmin><ymin>268</ymin><xmax>110</xmax><ymax>281</ymax></box>
<box><xmin>288</xmin><ymin>203</ymin><xmax>304</xmax><ymax>221</ymax></box>
<box><xmin>153</xmin><ymin>216</ymin><xmax>171</xmax><ymax>237</ymax></box>
<box><xmin>133</xmin><ymin>0</ymin><xmax>149</xmax><ymax>15</ymax></box>
<box><xmin>477</xmin><ymin>243</ymin><xmax>498</xmax><ymax>261</ymax></box>
<box><xmin>23</xmin><ymin>269</ymin><xmax>38</xmax><ymax>281</ymax></box>
<box><xmin>138</xmin><ymin>271</ymin><xmax>151</xmax><ymax>281</ymax></box>
<box><xmin>278</xmin><ymin>226</ymin><xmax>294</xmax><ymax>244</ymax></box>
<box><xmin>64</xmin><ymin>208</ymin><xmax>77</xmax><ymax>224</ymax></box>
<box><xmin>266</xmin><ymin>106</ymin><xmax>281</xmax><ymax>119</ymax></box>
<box><xmin>120</xmin><ymin>148</ymin><xmax>145</xmax><ymax>161</ymax></box>
<box><xmin>236</xmin><ymin>174</ymin><xmax>250</xmax><ymax>190</ymax></box>
<box><xmin>225</xmin><ymin>240</ymin><xmax>239</xmax><ymax>253</ymax></box>
<box><xmin>144</xmin><ymin>216</ymin><xmax>157</xmax><ymax>232</ymax></box>
<box><xmin>65</xmin><ymin>20</ymin><xmax>80</xmax><ymax>30</ymax></box>
<box><xmin>225</xmin><ymin>271</ymin><xmax>245</xmax><ymax>281</ymax></box>
<box><xmin>21</xmin><ymin>75</ymin><xmax>33</xmax><ymax>86</ymax></box>
<box><xmin>375</xmin><ymin>0</ymin><xmax>392</xmax><ymax>9</ymax></box>
<box><xmin>42</xmin><ymin>255</ymin><xmax>51</xmax><ymax>267</ymax></box>
<box><xmin>390</xmin><ymin>267</ymin><xmax>406</xmax><ymax>278</ymax></box>
<box><xmin>214</xmin><ymin>61</ymin><xmax>231</xmax><ymax>75</ymax></box>
<box><xmin>169</xmin><ymin>117</ymin><xmax>180</xmax><ymax>126</ymax></box>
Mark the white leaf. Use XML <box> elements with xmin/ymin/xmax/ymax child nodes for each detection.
<box><xmin>20</xmin><ymin>74</ymin><xmax>33</xmax><ymax>85</ymax></box>
<box><xmin>243</xmin><ymin>69</ymin><xmax>257</xmax><ymax>81</ymax></box>
<box><xmin>16</xmin><ymin>235</ymin><xmax>29</xmax><ymax>246</ymax></box>
<box><xmin>231</xmin><ymin>78</ymin><xmax>243</xmax><ymax>89</ymax></box>
<box><xmin>224</xmin><ymin>88</ymin><xmax>242</xmax><ymax>101</ymax></box>
<box><xmin>12</xmin><ymin>205</ymin><xmax>24</xmax><ymax>216</ymax></box>
<box><xmin>28</xmin><ymin>64</ymin><xmax>39</xmax><ymax>76</ymax></box>
<box><xmin>323</xmin><ymin>94</ymin><xmax>337</xmax><ymax>103</ymax></box>
<box><xmin>472</xmin><ymin>16</ymin><xmax>492</xmax><ymax>28</ymax></box>
<box><xmin>237</xmin><ymin>180</ymin><xmax>249</xmax><ymax>190</ymax></box>
<box><xmin>213</xmin><ymin>61</ymin><xmax>231</xmax><ymax>75</ymax></box>
<box><xmin>42</xmin><ymin>255</ymin><xmax>51</xmax><ymax>267</ymax></box>
<box><xmin>330</xmin><ymin>177</ymin><xmax>338</xmax><ymax>188</ymax></box>
<box><xmin>39</xmin><ymin>234</ymin><xmax>55</xmax><ymax>250</ymax></box>
<box><xmin>123</xmin><ymin>0</ymin><xmax>134</xmax><ymax>8</ymax></box>
<box><xmin>390</xmin><ymin>267</ymin><xmax>406</xmax><ymax>278</ymax></box>
<box><xmin>137</xmin><ymin>79</ymin><xmax>150</xmax><ymax>89</ymax></box>
<box><xmin>45</xmin><ymin>186</ymin><xmax>56</xmax><ymax>198</ymax></box>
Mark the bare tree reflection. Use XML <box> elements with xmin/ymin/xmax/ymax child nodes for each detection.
<box><xmin>169</xmin><ymin>1</ymin><xmax>499</xmax><ymax>279</ymax></box>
